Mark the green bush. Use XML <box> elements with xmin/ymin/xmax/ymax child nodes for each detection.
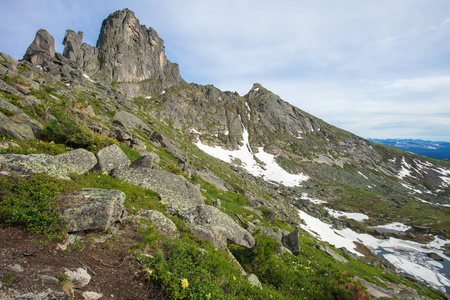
<box><xmin>0</xmin><ymin>174</ymin><xmax>78</xmax><ymax>235</ymax></box>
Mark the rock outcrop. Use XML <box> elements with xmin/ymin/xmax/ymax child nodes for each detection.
<box><xmin>96</xmin><ymin>9</ymin><xmax>183</xmax><ymax>85</ymax></box>
<box><xmin>0</xmin><ymin>97</ymin><xmax>43</xmax><ymax>140</ymax></box>
<box><xmin>23</xmin><ymin>29</ymin><xmax>55</xmax><ymax>66</ymax></box>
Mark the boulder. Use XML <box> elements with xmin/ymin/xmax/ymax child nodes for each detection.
<box><xmin>62</xmin><ymin>30</ymin><xmax>84</xmax><ymax>67</ymax></box>
<box><xmin>111</xmin><ymin>167</ymin><xmax>204</xmax><ymax>215</ymax></box>
<box><xmin>95</xmin><ymin>144</ymin><xmax>131</xmax><ymax>173</ymax></box>
<box><xmin>139</xmin><ymin>151</ymin><xmax>160</xmax><ymax>164</ymax></box>
<box><xmin>114</xmin><ymin>111</ymin><xmax>151</xmax><ymax>133</ymax></box>
<box><xmin>137</xmin><ymin>209</ymin><xmax>177</xmax><ymax>234</ymax></box>
<box><xmin>0</xmin><ymin>148</ymin><xmax>97</xmax><ymax>180</ymax></box>
<box><xmin>315</xmin><ymin>244</ymin><xmax>348</xmax><ymax>264</ymax></box>
<box><xmin>23</xmin><ymin>29</ymin><xmax>55</xmax><ymax>66</ymax></box>
<box><xmin>53</xmin><ymin>148</ymin><xmax>98</xmax><ymax>175</ymax></box>
<box><xmin>247</xmin><ymin>274</ymin><xmax>262</xmax><ymax>289</ymax></box>
<box><xmin>62</xmin><ymin>188</ymin><xmax>126</xmax><ymax>232</ymax></box>
<box><xmin>282</xmin><ymin>229</ymin><xmax>300</xmax><ymax>255</ymax></box>
<box><xmin>0</xmin><ymin>97</ymin><xmax>43</xmax><ymax>140</ymax></box>
<box><xmin>130</xmin><ymin>155</ymin><xmax>154</xmax><ymax>169</ymax></box>
<box><xmin>261</xmin><ymin>227</ymin><xmax>283</xmax><ymax>244</ymax></box>
<box><xmin>185</xmin><ymin>205</ymin><xmax>255</xmax><ymax>249</ymax></box>
<box><xmin>64</xmin><ymin>268</ymin><xmax>91</xmax><ymax>288</ymax></box>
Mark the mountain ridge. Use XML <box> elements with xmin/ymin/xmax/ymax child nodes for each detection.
<box><xmin>0</xmin><ymin>8</ymin><xmax>449</xmax><ymax>299</ymax></box>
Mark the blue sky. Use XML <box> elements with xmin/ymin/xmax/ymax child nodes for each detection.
<box><xmin>1</xmin><ymin>0</ymin><xmax>450</xmax><ymax>141</ymax></box>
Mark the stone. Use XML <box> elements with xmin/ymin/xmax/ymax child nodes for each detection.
<box><xmin>130</xmin><ymin>155</ymin><xmax>154</xmax><ymax>169</ymax></box>
<box><xmin>64</xmin><ymin>268</ymin><xmax>91</xmax><ymax>288</ymax></box>
<box><xmin>185</xmin><ymin>205</ymin><xmax>255</xmax><ymax>248</ymax></box>
<box><xmin>137</xmin><ymin>209</ymin><xmax>177</xmax><ymax>234</ymax></box>
<box><xmin>0</xmin><ymin>148</ymin><xmax>96</xmax><ymax>180</ymax></box>
<box><xmin>260</xmin><ymin>227</ymin><xmax>283</xmax><ymax>244</ymax></box>
<box><xmin>111</xmin><ymin>167</ymin><xmax>204</xmax><ymax>215</ymax></box>
<box><xmin>0</xmin><ymin>97</ymin><xmax>43</xmax><ymax>140</ymax></box>
<box><xmin>315</xmin><ymin>244</ymin><xmax>348</xmax><ymax>264</ymax></box>
<box><xmin>247</xmin><ymin>274</ymin><xmax>262</xmax><ymax>289</ymax></box>
<box><xmin>282</xmin><ymin>229</ymin><xmax>301</xmax><ymax>255</ymax></box>
<box><xmin>426</xmin><ymin>252</ymin><xmax>444</xmax><ymax>261</ymax></box>
<box><xmin>82</xmin><ymin>291</ymin><xmax>103</xmax><ymax>300</ymax></box>
<box><xmin>0</xmin><ymin>52</ymin><xmax>18</xmax><ymax>66</ymax></box>
<box><xmin>114</xmin><ymin>111</ymin><xmax>151</xmax><ymax>133</ymax></box>
<box><xmin>95</xmin><ymin>144</ymin><xmax>131</xmax><ymax>173</ymax></box>
<box><xmin>62</xmin><ymin>188</ymin><xmax>126</xmax><ymax>232</ymax></box>
<box><xmin>53</xmin><ymin>148</ymin><xmax>98</xmax><ymax>175</ymax></box>
<box><xmin>355</xmin><ymin>277</ymin><xmax>397</xmax><ymax>299</ymax></box>
<box><xmin>23</xmin><ymin>29</ymin><xmax>56</xmax><ymax>66</ymax></box>
<box><xmin>398</xmin><ymin>289</ymin><xmax>422</xmax><ymax>300</ymax></box>
<box><xmin>139</xmin><ymin>151</ymin><xmax>160</xmax><ymax>163</ymax></box>
<box><xmin>113</xmin><ymin>125</ymin><xmax>132</xmax><ymax>142</ymax></box>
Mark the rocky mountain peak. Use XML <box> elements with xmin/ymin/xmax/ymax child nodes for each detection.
<box><xmin>23</xmin><ymin>29</ymin><xmax>55</xmax><ymax>66</ymax></box>
<box><xmin>96</xmin><ymin>8</ymin><xmax>181</xmax><ymax>84</ymax></box>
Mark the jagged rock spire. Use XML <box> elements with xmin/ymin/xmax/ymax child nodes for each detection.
<box><xmin>23</xmin><ymin>29</ymin><xmax>55</xmax><ymax>66</ymax></box>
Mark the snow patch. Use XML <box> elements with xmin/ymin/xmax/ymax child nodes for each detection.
<box><xmin>195</xmin><ymin>129</ymin><xmax>309</xmax><ymax>186</ymax></box>
<box><xmin>357</xmin><ymin>171</ymin><xmax>369</xmax><ymax>180</ymax></box>
<box><xmin>145</xmin><ymin>96</ymin><xmax>152</xmax><ymax>99</ymax></box>
<box><xmin>298</xmin><ymin>209</ymin><xmax>450</xmax><ymax>292</ymax></box>
<box><xmin>325</xmin><ymin>209</ymin><xmax>369</xmax><ymax>222</ymax></box>
<box><xmin>372</xmin><ymin>222</ymin><xmax>411</xmax><ymax>233</ymax></box>
<box><xmin>83</xmin><ymin>74</ymin><xmax>94</xmax><ymax>82</ymax></box>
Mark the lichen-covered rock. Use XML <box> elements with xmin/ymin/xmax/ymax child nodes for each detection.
<box><xmin>0</xmin><ymin>148</ymin><xmax>97</xmax><ymax>180</ymax></box>
<box><xmin>111</xmin><ymin>167</ymin><xmax>204</xmax><ymax>215</ymax></box>
<box><xmin>184</xmin><ymin>205</ymin><xmax>255</xmax><ymax>249</ymax></box>
<box><xmin>137</xmin><ymin>209</ymin><xmax>177</xmax><ymax>234</ymax></box>
<box><xmin>53</xmin><ymin>148</ymin><xmax>98</xmax><ymax>175</ymax></box>
<box><xmin>62</xmin><ymin>188</ymin><xmax>126</xmax><ymax>232</ymax></box>
<box><xmin>0</xmin><ymin>97</ymin><xmax>43</xmax><ymax>140</ymax></box>
<box><xmin>130</xmin><ymin>155</ymin><xmax>154</xmax><ymax>169</ymax></box>
<box><xmin>95</xmin><ymin>144</ymin><xmax>131</xmax><ymax>173</ymax></box>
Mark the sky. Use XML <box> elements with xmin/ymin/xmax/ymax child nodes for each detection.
<box><xmin>1</xmin><ymin>0</ymin><xmax>450</xmax><ymax>141</ymax></box>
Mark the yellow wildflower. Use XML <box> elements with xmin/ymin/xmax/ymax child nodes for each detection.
<box><xmin>206</xmin><ymin>293</ymin><xmax>211</xmax><ymax>300</ymax></box>
<box><xmin>181</xmin><ymin>278</ymin><xmax>189</xmax><ymax>289</ymax></box>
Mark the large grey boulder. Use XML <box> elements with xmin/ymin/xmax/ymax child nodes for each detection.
<box><xmin>0</xmin><ymin>148</ymin><xmax>97</xmax><ymax>180</ymax></box>
<box><xmin>23</xmin><ymin>29</ymin><xmax>55</xmax><ymax>66</ymax></box>
<box><xmin>95</xmin><ymin>144</ymin><xmax>131</xmax><ymax>173</ymax></box>
<box><xmin>62</xmin><ymin>188</ymin><xmax>126</xmax><ymax>232</ymax></box>
<box><xmin>184</xmin><ymin>205</ymin><xmax>255</xmax><ymax>249</ymax></box>
<box><xmin>111</xmin><ymin>167</ymin><xmax>204</xmax><ymax>215</ymax></box>
<box><xmin>137</xmin><ymin>209</ymin><xmax>177</xmax><ymax>234</ymax></box>
<box><xmin>0</xmin><ymin>97</ymin><xmax>43</xmax><ymax>140</ymax></box>
<box><xmin>114</xmin><ymin>111</ymin><xmax>151</xmax><ymax>133</ymax></box>
<box><xmin>130</xmin><ymin>155</ymin><xmax>154</xmax><ymax>169</ymax></box>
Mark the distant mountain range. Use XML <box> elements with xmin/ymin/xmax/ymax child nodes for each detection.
<box><xmin>369</xmin><ymin>138</ymin><xmax>450</xmax><ymax>161</ymax></box>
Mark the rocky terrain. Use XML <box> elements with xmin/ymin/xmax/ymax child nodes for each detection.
<box><xmin>0</xmin><ymin>8</ymin><xmax>449</xmax><ymax>300</ymax></box>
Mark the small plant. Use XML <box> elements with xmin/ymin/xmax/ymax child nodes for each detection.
<box><xmin>1</xmin><ymin>272</ymin><xmax>16</xmax><ymax>284</ymax></box>
<box><xmin>56</xmin><ymin>274</ymin><xmax>74</xmax><ymax>296</ymax></box>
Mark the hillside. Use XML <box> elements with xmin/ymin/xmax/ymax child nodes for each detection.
<box><xmin>0</xmin><ymin>9</ymin><xmax>449</xmax><ymax>299</ymax></box>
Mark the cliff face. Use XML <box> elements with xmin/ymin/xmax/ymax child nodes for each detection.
<box><xmin>96</xmin><ymin>9</ymin><xmax>172</xmax><ymax>83</ymax></box>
